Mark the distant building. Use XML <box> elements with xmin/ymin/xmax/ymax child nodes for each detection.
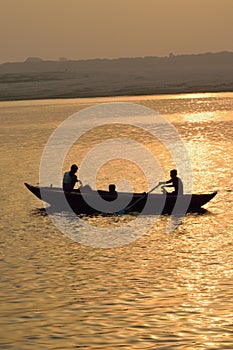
<box><xmin>24</xmin><ymin>57</ymin><xmax>43</xmax><ymax>63</ymax></box>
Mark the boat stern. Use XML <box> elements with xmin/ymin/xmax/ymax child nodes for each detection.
<box><xmin>24</xmin><ymin>183</ymin><xmax>42</xmax><ymax>200</ymax></box>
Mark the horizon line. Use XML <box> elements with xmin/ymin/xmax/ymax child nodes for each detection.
<box><xmin>1</xmin><ymin>50</ymin><xmax>233</xmax><ymax>65</ymax></box>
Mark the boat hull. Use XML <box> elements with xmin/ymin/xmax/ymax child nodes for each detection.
<box><xmin>24</xmin><ymin>183</ymin><xmax>217</xmax><ymax>215</ymax></box>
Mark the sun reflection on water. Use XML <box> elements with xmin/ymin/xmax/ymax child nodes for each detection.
<box><xmin>183</xmin><ymin>112</ymin><xmax>219</xmax><ymax>123</ymax></box>
<box><xmin>1</xmin><ymin>93</ymin><xmax>233</xmax><ymax>349</ymax></box>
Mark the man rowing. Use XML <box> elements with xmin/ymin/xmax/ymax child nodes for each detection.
<box><xmin>63</xmin><ymin>164</ymin><xmax>83</xmax><ymax>192</ymax></box>
<box><xmin>159</xmin><ymin>169</ymin><xmax>183</xmax><ymax>195</ymax></box>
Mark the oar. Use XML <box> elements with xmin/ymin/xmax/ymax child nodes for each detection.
<box><xmin>117</xmin><ymin>183</ymin><xmax>161</xmax><ymax>215</ymax></box>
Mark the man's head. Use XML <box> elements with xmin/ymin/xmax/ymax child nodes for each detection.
<box><xmin>170</xmin><ymin>169</ymin><xmax>177</xmax><ymax>178</ymax></box>
<box><xmin>71</xmin><ymin>164</ymin><xmax>78</xmax><ymax>173</ymax></box>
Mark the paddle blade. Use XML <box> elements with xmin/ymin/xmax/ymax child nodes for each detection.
<box><xmin>117</xmin><ymin>209</ymin><xmax>126</xmax><ymax>216</ymax></box>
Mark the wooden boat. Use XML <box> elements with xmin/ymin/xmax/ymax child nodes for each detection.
<box><xmin>24</xmin><ymin>183</ymin><xmax>217</xmax><ymax>215</ymax></box>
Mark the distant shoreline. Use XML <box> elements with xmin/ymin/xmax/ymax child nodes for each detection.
<box><xmin>1</xmin><ymin>52</ymin><xmax>232</xmax><ymax>102</ymax></box>
<box><xmin>0</xmin><ymin>87</ymin><xmax>233</xmax><ymax>103</ymax></box>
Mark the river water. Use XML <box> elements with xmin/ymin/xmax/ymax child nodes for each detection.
<box><xmin>0</xmin><ymin>93</ymin><xmax>233</xmax><ymax>349</ymax></box>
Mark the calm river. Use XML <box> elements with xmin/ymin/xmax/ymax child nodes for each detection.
<box><xmin>1</xmin><ymin>92</ymin><xmax>233</xmax><ymax>349</ymax></box>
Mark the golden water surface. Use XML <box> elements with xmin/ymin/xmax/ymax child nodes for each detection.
<box><xmin>0</xmin><ymin>93</ymin><xmax>233</xmax><ymax>349</ymax></box>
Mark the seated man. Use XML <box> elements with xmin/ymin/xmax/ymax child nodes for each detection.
<box><xmin>109</xmin><ymin>184</ymin><xmax>117</xmax><ymax>194</ymax></box>
<box><xmin>63</xmin><ymin>164</ymin><xmax>82</xmax><ymax>192</ymax></box>
<box><xmin>159</xmin><ymin>169</ymin><xmax>183</xmax><ymax>195</ymax></box>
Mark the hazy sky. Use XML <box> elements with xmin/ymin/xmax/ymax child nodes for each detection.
<box><xmin>1</xmin><ymin>0</ymin><xmax>233</xmax><ymax>63</ymax></box>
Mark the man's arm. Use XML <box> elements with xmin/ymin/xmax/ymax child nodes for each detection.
<box><xmin>159</xmin><ymin>179</ymin><xmax>172</xmax><ymax>185</ymax></box>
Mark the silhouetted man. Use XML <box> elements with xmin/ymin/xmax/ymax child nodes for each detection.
<box><xmin>63</xmin><ymin>164</ymin><xmax>82</xmax><ymax>192</ymax></box>
<box><xmin>159</xmin><ymin>169</ymin><xmax>183</xmax><ymax>195</ymax></box>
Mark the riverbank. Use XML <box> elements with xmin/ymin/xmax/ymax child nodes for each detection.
<box><xmin>1</xmin><ymin>75</ymin><xmax>232</xmax><ymax>102</ymax></box>
<box><xmin>1</xmin><ymin>52</ymin><xmax>232</xmax><ymax>101</ymax></box>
